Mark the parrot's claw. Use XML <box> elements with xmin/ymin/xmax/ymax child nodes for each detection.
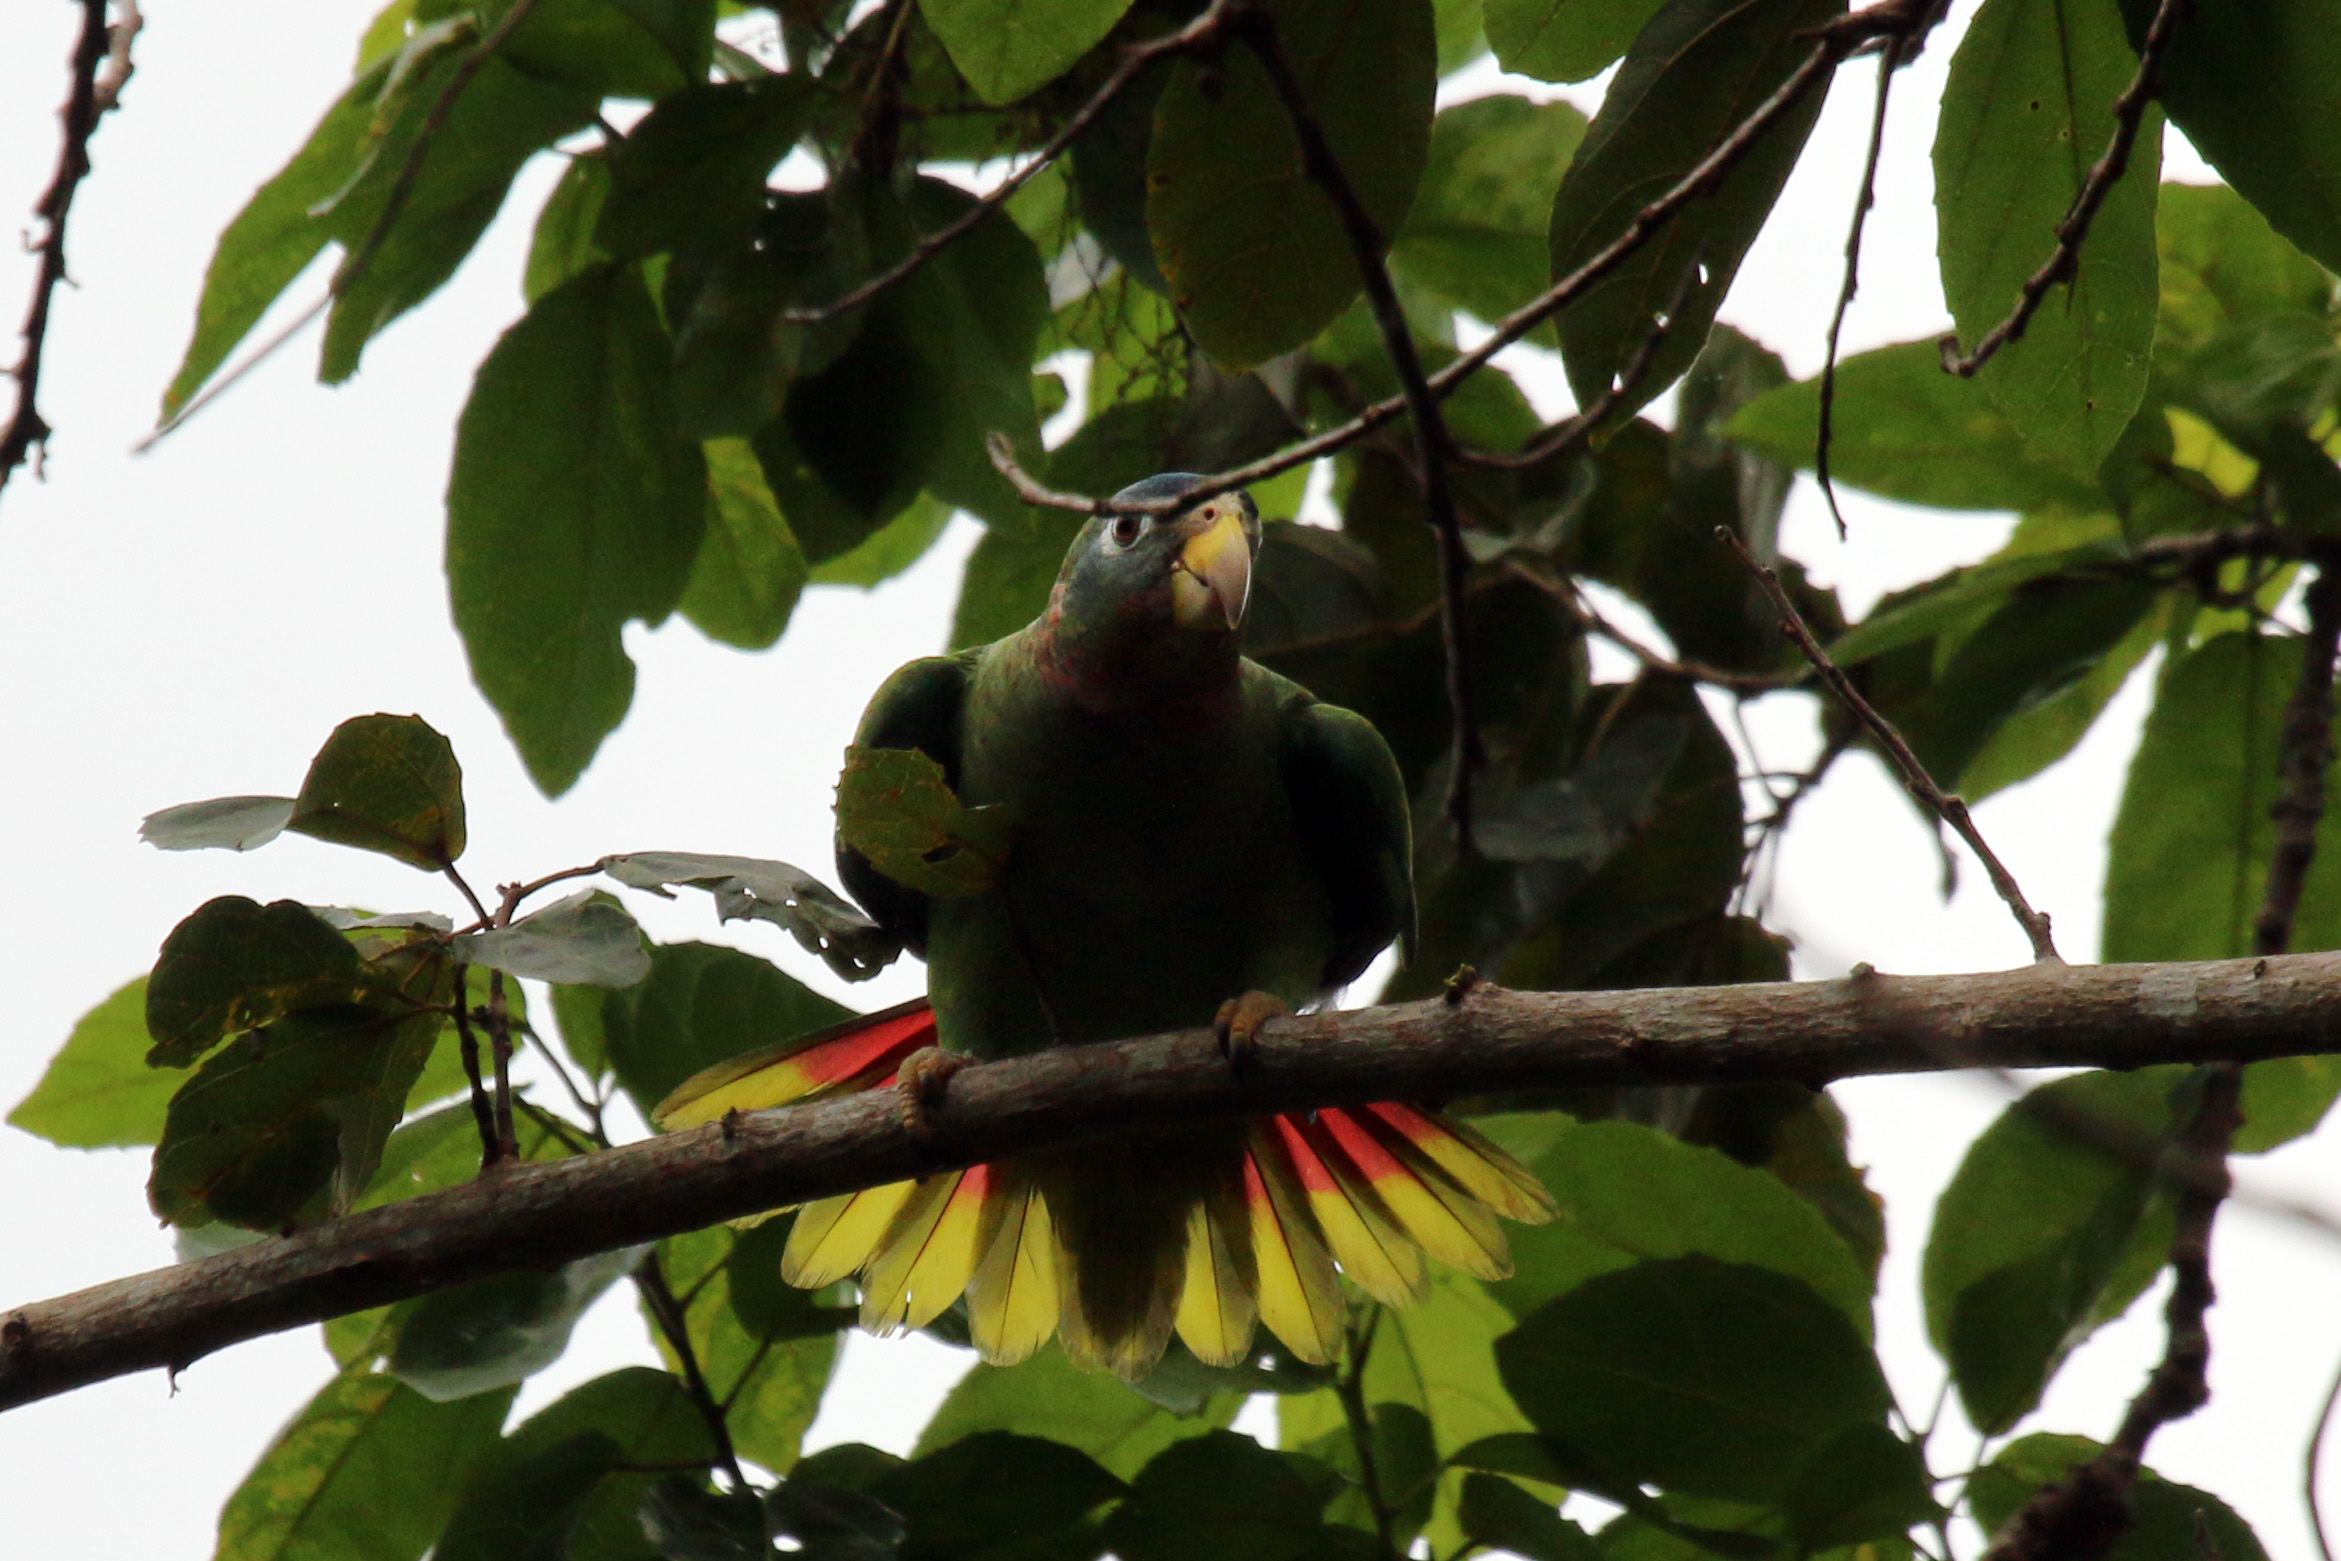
<box><xmin>1213</xmin><ymin>991</ymin><xmax>1293</xmax><ymax>1074</ymax></box>
<box><xmin>894</xmin><ymin>1046</ymin><xmax>969</xmax><ymax>1145</ymax></box>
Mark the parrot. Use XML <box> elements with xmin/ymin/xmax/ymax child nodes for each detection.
<box><xmin>656</xmin><ymin>473</ymin><xmax>1553</xmax><ymax>1378</ymax></box>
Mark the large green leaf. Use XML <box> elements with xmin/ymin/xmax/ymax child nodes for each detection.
<box><xmin>1921</xmin><ymin>1068</ymin><xmax>2184</xmax><ymax>1434</ymax></box>
<box><xmin>435</xmin><ymin>1367</ymin><xmax>723</xmax><ymax>1561</ymax></box>
<box><xmin>2126</xmin><ymin>0</ymin><xmax>2341</xmax><ymax>277</ymax></box>
<box><xmin>920</xmin><ymin>1348</ymin><xmax>1239</xmax><ymax>1480</ymax></box>
<box><xmin>598</xmin><ymin>77</ymin><xmax>812</xmax><ymax>262</ymax></box>
<box><xmin>145</xmin><ymin>896</ymin><xmax>377</xmax><ymax>1068</ymax></box>
<box><xmin>1723</xmin><ymin>340</ymin><xmax>2107</xmax><ymax>512</ymax></box>
<box><xmin>681</xmin><ymin>437</ymin><xmax>810</xmax><ymax>650</ymax></box>
<box><xmin>1546</xmin><ymin>0</ymin><xmax>1841</xmax><ymax>419</ymax></box>
<box><xmin>2156</xmin><ymin>181</ymin><xmax>2336</xmax><ymax>355</ymax></box>
<box><xmin>504</xmin><ymin>0</ymin><xmax>717</xmax><ymax>99</ymax></box>
<box><xmin>448</xmin><ymin>263</ymin><xmax>707</xmax><ymax>797</ymax></box>
<box><xmin>8</xmin><ymin>978</ymin><xmax>179</xmax><ymax>1148</ymax></box>
<box><xmin>1148</xmin><ymin>0</ymin><xmax>1437</xmax><ymax>369</ymax></box>
<box><xmin>650</xmin><ymin>1223</ymin><xmax>843</xmax><ymax>1473</ymax></box>
<box><xmin>2105</xmin><ymin>631</ymin><xmax>2341</xmax><ymax>962</ymax></box>
<box><xmin>1106</xmin><ymin>1430</ymin><xmax>1331</xmax><ymax>1561</ymax></box>
<box><xmin>918</xmin><ymin>0</ymin><xmax>1138</xmax><ymax>105</ymax></box>
<box><xmin>598</xmin><ymin>941</ymin><xmax>852</xmax><ymax>1116</ymax></box>
<box><xmin>285</xmin><ymin>713</ymin><xmax>467</xmax><ymax>871</ymax></box>
<box><xmin>1935</xmin><ymin>0</ymin><xmax>2161</xmax><ymax>475</ymax></box>
<box><xmin>1495</xmin><ymin>1256</ymin><xmax>1892</xmax><ymax>1504</ymax></box>
<box><xmin>876</xmin><ymin>1432</ymin><xmax>1124</xmax><ymax>1561</ymax></box>
<box><xmin>1393</xmin><ymin>95</ymin><xmax>1587</xmax><ymax>332</ymax></box>
<box><xmin>213</xmin><ymin>1357</ymin><xmax>514</xmax><ymax>1561</ymax></box>
<box><xmin>1969</xmin><ymin>1432</ymin><xmax>2271</xmax><ymax>1561</ymax></box>
<box><xmin>1485</xmin><ymin>0</ymin><xmax>1668</xmax><ymax>82</ymax></box>
<box><xmin>1485</xmin><ymin>1119</ymin><xmax>1874</xmax><ymax>1339</ymax></box>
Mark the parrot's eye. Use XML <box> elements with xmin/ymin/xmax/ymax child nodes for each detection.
<box><xmin>1107</xmin><ymin>514</ymin><xmax>1148</xmax><ymax>550</ymax></box>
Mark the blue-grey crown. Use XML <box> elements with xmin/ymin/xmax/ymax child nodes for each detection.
<box><xmin>1108</xmin><ymin>472</ymin><xmax>1209</xmax><ymax>507</ymax></box>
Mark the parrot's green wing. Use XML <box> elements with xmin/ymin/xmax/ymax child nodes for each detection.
<box><xmin>836</xmin><ymin>649</ymin><xmax>984</xmax><ymax>957</ymax></box>
<box><xmin>1282</xmin><ymin>695</ymin><xmax>1416</xmax><ymax>988</ymax></box>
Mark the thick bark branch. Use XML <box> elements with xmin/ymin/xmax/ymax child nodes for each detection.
<box><xmin>11</xmin><ymin>952</ymin><xmax>2341</xmax><ymax>1412</ymax></box>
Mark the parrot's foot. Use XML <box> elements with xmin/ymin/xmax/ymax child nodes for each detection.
<box><xmin>1213</xmin><ymin>991</ymin><xmax>1293</xmax><ymax>1074</ymax></box>
<box><xmin>894</xmin><ymin>1046</ymin><xmax>969</xmax><ymax>1144</ymax></box>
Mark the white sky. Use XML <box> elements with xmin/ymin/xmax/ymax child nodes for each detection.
<box><xmin>4</xmin><ymin>3</ymin><xmax>2339</xmax><ymax>1557</ymax></box>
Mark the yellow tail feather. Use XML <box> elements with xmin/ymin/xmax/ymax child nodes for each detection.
<box><xmin>861</xmin><ymin>1172</ymin><xmax>987</xmax><ymax>1333</ymax></box>
<box><xmin>967</xmin><ymin>1170</ymin><xmax>1058</xmax><ymax>1366</ymax></box>
<box><xmin>781</xmin><ymin>1179</ymin><xmax>917</xmax><ymax>1289</ymax></box>
<box><xmin>1244</xmin><ymin>1126</ymin><xmax>1344</xmax><ymax>1365</ymax></box>
<box><xmin>1281</xmin><ymin>1119</ymin><xmax>1428</xmax><ymax>1307</ymax></box>
<box><xmin>1174</xmin><ymin>1183</ymin><xmax>1259</xmax><ymax>1367</ymax></box>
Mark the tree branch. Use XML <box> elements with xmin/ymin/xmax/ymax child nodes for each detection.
<box><xmin>1938</xmin><ymin>0</ymin><xmax>2189</xmax><ymax>379</ymax></box>
<box><xmin>14</xmin><ymin>951</ymin><xmax>2341</xmax><ymax>1410</ymax></box>
<box><xmin>1</xmin><ymin>0</ymin><xmax>131</xmax><ymax>503</ymax></box>
<box><xmin>1721</xmin><ymin>525</ymin><xmax>2062</xmax><ymax>962</ymax></box>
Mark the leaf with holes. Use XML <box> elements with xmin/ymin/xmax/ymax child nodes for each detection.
<box><xmin>835</xmin><ymin>745</ymin><xmax>1014</xmax><ymax>899</ymax></box>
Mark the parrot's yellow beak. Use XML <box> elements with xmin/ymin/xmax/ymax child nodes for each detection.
<box><xmin>1170</xmin><ymin>506</ymin><xmax>1253</xmax><ymax>631</ymax></box>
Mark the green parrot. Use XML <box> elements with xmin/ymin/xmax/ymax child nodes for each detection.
<box><xmin>659</xmin><ymin>474</ymin><xmax>1552</xmax><ymax>1378</ymax></box>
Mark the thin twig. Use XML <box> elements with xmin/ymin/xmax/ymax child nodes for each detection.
<box><xmin>635</xmin><ymin>1250</ymin><xmax>754</xmax><ymax>1497</ymax></box>
<box><xmin>131</xmin><ymin>295</ymin><xmax>330</xmax><ymax>454</ymax></box>
<box><xmin>1228</xmin><ymin>1</ymin><xmax>1482</xmax><ymax>841</ymax></box>
<box><xmin>783</xmin><ymin>0</ymin><xmax>1241</xmax><ymax>326</ymax></box>
<box><xmin>1</xmin><ymin>0</ymin><xmax>128</xmax><ymax>502</ymax></box>
<box><xmin>1504</xmin><ymin>560</ymin><xmax>1796</xmax><ymax>695</ymax></box>
<box><xmin>1334</xmin><ymin>1308</ymin><xmax>1401</xmax><ymax>1560</ymax></box>
<box><xmin>2309</xmin><ymin>1347</ymin><xmax>2341</xmax><ymax>1561</ymax></box>
<box><xmin>1718</xmin><ymin>525</ymin><xmax>2061</xmax><ymax>962</ymax></box>
<box><xmin>1939</xmin><ymin>0</ymin><xmax>2191</xmax><ymax>378</ymax></box>
<box><xmin>449</xmin><ymin>998</ymin><xmax>501</xmax><ymax>1171</ymax></box>
<box><xmin>848</xmin><ymin>0</ymin><xmax>917</xmax><ymax>174</ymax></box>
<box><xmin>1815</xmin><ymin>48</ymin><xmax>1898</xmax><ymax>539</ymax></box>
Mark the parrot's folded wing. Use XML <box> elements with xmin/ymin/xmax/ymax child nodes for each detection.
<box><xmin>651</xmin><ymin>998</ymin><xmax>938</xmax><ymax>1128</ymax></box>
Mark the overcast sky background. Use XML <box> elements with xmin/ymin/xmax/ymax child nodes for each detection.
<box><xmin>5</xmin><ymin>3</ymin><xmax>2340</xmax><ymax>1556</ymax></box>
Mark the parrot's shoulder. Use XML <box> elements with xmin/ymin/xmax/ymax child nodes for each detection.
<box><xmin>855</xmin><ymin>647</ymin><xmax>987</xmax><ymax>774</ymax></box>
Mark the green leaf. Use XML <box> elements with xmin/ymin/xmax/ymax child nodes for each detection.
<box><xmin>1722</xmin><ymin>340</ymin><xmax>2107</xmax><ymax>511</ymax></box>
<box><xmin>139</xmin><ymin>795</ymin><xmax>298</xmax><ymax>853</ymax></box>
<box><xmin>526</xmin><ymin>153</ymin><xmax>614</xmax><ymax>303</ymax></box>
<box><xmin>436</xmin><ymin>1367</ymin><xmax>724</xmax><ymax>1561</ymax></box>
<box><xmin>214</xmin><ymin>1358</ymin><xmax>515</xmax><ymax>1561</ymax></box>
<box><xmin>283</xmin><ymin>713</ymin><xmax>467</xmax><ymax>870</ymax></box>
<box><xmin>319</xmin><ymin>49</ymin><xmax>599</xmax><ymax>382</ymax></box>
<box><xmin>598</xmin><ymin>940</ymin><xmax>853</xmax><ymax>1116</ymax></box>
<box><xmin>1781</xmin><ymin>1423</ymin><xmax>1938</xmax><ymax>1551</ymax></box>
<box><xmin>1486</xmin><ymin>1118</ymin><xmax>1874</xmax><ymax>1340</ymax></box>
<box><xmin>1958</xmin><ymin>586</ymin><xmax>2166</xmax><ymax>801</ymax></box>
<box><xmin>1485</xmin><ymin>0</ymin><xmax>1668</xmax><ymax>83</ymax></box>
<box><xmin>2127</xmin><ymin>0</ymin><xmax>2341</xmax><ymax>277</ymax></box>
<box><xmin>639</xmin><ymin>1479</ymin><xmax>775</xmax><ymax>1561</ymax></box>
<box><xmin>161</xmin><ymin>63</ymin><xmax>385</xmax><ymax>418</ymax></box>
<box><xmin>505</xmin><ymin>0</ymin><xmax>717</xmax><ymax>98</ymax></box>
<box><xmin>2156</xmin><ymin>181</ymin><xmax>2336</xmax><ymax>356</ymax></box>
<box><xmin>1824</xmin><ymin>540</ymin><xmax>2125</xmax><ymax>667</ymax></box>
<box><xmin>835</xmin><ymin>744</ymin><xmax>1014</xmax><ymax>899</ymax></box>
<box><xmin>392</xmin><ymin>1245</ymin><xmax>641</xmax><ymax>1402</ymax></box>
<box><xmin>1921</xmin><ymin>1067</ymin><xmax>2184</xmax><ymax>1434</ymax></box>
<box><xmin>2234</xmin><ymin>1054</ymin><xmax>2341</xmax><ymax>1154</ymax></box>
<box><xmin>1494</xmin><ymin>1256</ymin><xmax>1892</xmax><ymax>1504</ymax></box>
<box><xmin>145</xmin><ymin>896</ymin><xmax>376</xmax><ymax>1068</ymax></box>
<box><xmin>1148</xmin><ymin>0</ymin><xmax>1437</xmax><ymax>369</ymax></box>
<box><xmin>1456</xmin><ymin>1474</ymin><xmax>1601</xmax><ymax>1561</ymax></box>
<box><xmin>459</xmin><ymin>890</ymin><xmax>651</xmax><ymax>987</ymax></box>
<box><xmin>599</xmin><ymin>852</ymin><xmax>903</xmax><ymax>981</ymax></box>
<box><xmin>808</xmin><ymin>496</ymin><xmax>954</xmax><ymax>590</ymax></box>
<box><xmin>7</xmin><ymin>978</ymin><xmax>179</xmax><ymax>1148</ymax></box>
<box><xmin>919</xmin><ymin>1347</ymin><xmax>1240</xmax><ymax>1480</ymax></box>
<box><xmin>149</xmin><ymin>998</ymin><xmax>449</xmax><ymax>1229</ymax></box>
<box><xmin>2105</xmin><ymin>631</ymin><xmax>2341</xmax><ymax>961</ymax></box>
<box><xmin>448</xmin><ymin>263</ymin><xmax>708</xmax><ymax>797</ymax></box>
<box><xmin>874</xmin><ymin>1432</ymin><xmax>1123</xmax><ymax>1561</ymax></box>
<box><xmin>756</xmin><ymin>302</ymin><xmax>943</xmax><ymax>560</ymax></box>
<box><xmin>919</xmin><ymin>0</ymin><xmax>1138</xmax><ymax>105</ymax></box>
<box><xmin>1969</xmin><ymin>1432</ymin><xmax>2271</xmax><ymax>1561</ymax></box>
<box><xmin>683</xmin><ymin>437</ymin><xmax>809</xmax><ymax>649</ymax></box>
<box><xmin>1935</xmin><ymin>0</ymin><xmax>2161</xmax><ymax>475</ymax></box>
<box><xmin>649</xmin><ymin>1223</ymin><xmax>842</xmax><ymax>1473</ymax></box>
<box><xmin>1393</xmin><ymin>95</ymin><xmax>1587</xmax><ymax>330</ymax></box>
<box><xmin>1106</xmin><ymin>1430</ymin><xmax>1329</xmax><ymax>1561</ymax></box>
<box><xmin>598</xmin><ymin>77</ymin><xmax>813</xmax><ymax>261</ymax></box>
<box><xmin>1546</xmin><ymin>0</ymin><xmax>1841</xmax><ymax>420</ymax></box>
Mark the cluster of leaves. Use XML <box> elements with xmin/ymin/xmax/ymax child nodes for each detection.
<box><xmin>21</xmin><ymin>0</ymin><xmax>2341</xmax><ymax>1551</ymax></box>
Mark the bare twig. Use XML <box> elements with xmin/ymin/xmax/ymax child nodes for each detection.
<box><xmin>635</xmin><ymin>1251</ymin><xmax>754</xmax><ymax>1496</ymax></box>
<box><xmin>1718</xmin><ymin>526</ymin><xmax>2061</xmax><ymax>962</ymax></box>
<box><xmin>1504</xmin><ymin>560</ymin><xmax>1795</xmax><ymax>694</ymax></box>
<box><xmin>783</xmin><ymin>0</ymin><xmax>1241</xmax><ymax>326</ymax></box>
<box><xmin>1939</xmin><ymin>0</ymin><xmax>2190</xmax><ymax>378</ymax></box>
<box><xmin>1815</xmin><ymin>48</ymin><xmax>1898</xmax><ymax>539</ymax></box>
<box><xmin>2</xmin><ymin>0</ymin><xmax>133</xmax><ymax>502</ymax></box>
<box><xmin>448</xmin><ymin>998</ymin><xmax>502</xmax><ymax>1171</ymax></box>
<box><xmin>2310</xmin><ymin>1346</ymin><xmax>2341</xmax><ymax>1561</ymax></box>
<box><xmin>1334</xmin><ymin>1308</ymin><xmax>1402</xmax><ymax>1560</ymax></box>
<box><xmin>2256</xmin><ymin>571</ymin><xmax>2341</xmax><ymax>956</ymax></box>
<box><xmin>1228</xmin><ymin>1</ymin><xmax>1482</xmax><ymax>840</ymax></box>
<box><xmin>18</xmin><ymin>949</ymin><xmax>2341</xmax><ymax>1411</ymax></box>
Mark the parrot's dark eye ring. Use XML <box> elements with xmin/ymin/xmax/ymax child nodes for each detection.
<box><xmin>1108</xmin><ymin>514</ymin><xmax>1146</xmax><ymax>549</ymax></box>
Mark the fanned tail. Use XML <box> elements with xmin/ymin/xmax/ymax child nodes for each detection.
<box><xmin>651</xmin><ymin>1000</ymin><xmax>1553</xmax><ymax>1378</ymax></box>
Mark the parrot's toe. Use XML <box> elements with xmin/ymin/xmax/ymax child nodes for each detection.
<box><xmin>894</xmin><ymin>1046</ymin><xmax>969</xmax><ymax>1144</ymax></box>
<box><xmin>1213</xmin><ymin>991</ymin><xmax>1293</xmax><ymax>1073</ymax></box>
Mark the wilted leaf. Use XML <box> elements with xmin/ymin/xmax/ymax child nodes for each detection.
<box><xmin>601</xmin><ymin>852</ymin><xmax>903</xmax><ymax>981</ymax></box>
<box><xmin>448</xmin><ymin>263</ymin><xmax>707</xmax><ymax>798</ymax></box>
<box><xmin>458</xmin><ymin>891</ymin><xmax>650</xmax><ymax>988</ymax></box>
<box><xmin>286</xmin><ymin>713</ymin><xmax>467</xmax><ymax>871</ymax></box>
<box><xmin>213</xmin><ymin>1357</ymin><xmax>514</xmax><ymax>1561</ymax></box>
<box><xmin>835</xmin><ymin>745</ymin><xmax>1013</xmax><ymax>899</ymax></box>
<box><xmin>140</xmin><ymin>796</ymin><xmax>297</xmax><ymax>853</ymax></box>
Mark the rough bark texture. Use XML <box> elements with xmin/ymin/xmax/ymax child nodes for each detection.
<box><xmin>10</xmin><ymin>951</ymin><xmax>2341</xmax><ymax>1411</ymax></box>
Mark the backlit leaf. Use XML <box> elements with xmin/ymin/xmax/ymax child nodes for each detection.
<box><xmin>7</xmin><ymin>978</ymin><xmax>178</xmax><ymax>1148</ymax></box>
<box><xmin>682</xmin><ymin>438</ymin><xmax>809</xmax><ymax>651</ymax></box>
<box><xmin>140</xmin><ymin>796</ymin><xmax>297</xmax><ymax>854</ymax></box>
<box><xmin>1486</xmin><ymin>0</ymin><xmax>1668</xmax><ymax>82</ymax></box>
<box><xmin>458</xmin><ymin>890</ymin><xmax>651</xmax><ymax>988</ymax></box>
<box><xmin>919</xmin><ymin>0</ymin><xmax>1137</xmax><ymax>105</ymax></box>
<box><xmin>835</xmin><ymin>744</ymin><xmax>1014</xmax><ymax>899</ymax></box>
